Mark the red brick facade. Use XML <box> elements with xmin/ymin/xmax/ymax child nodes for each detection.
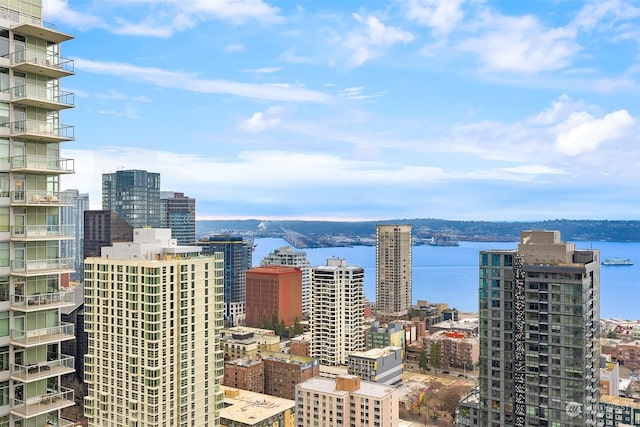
<box><xmin>245</xmin><ymin>266</ymin><xmax>302</xmax><ymax>328</ymax></box>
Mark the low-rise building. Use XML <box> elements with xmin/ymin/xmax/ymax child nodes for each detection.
<box><xmin>263</xmin><ymin>352</ymin><xmax>320</xmax><ymax>400</ymax></box>
<box><xmin>221</xmin><ymin>327</ymin><xmax>281</xmax><ymax>360</ymax></box>
<box><xmin>599</xmin><ymin>394</ymin><xmax>640</xmax><ymax>426</ymax></box>
<box><xmin>296</xmin><ymin>375</ymin><xmax>399</xmax><ymax>427</ymax></box>
<box><xmin>290</xmin><ymin>333</ymin><xmax>312</xmax><ymax>357</ymax></box>
<box><xmin>423</xmin><ymin>330</ymin><xmax>479</xmax><ymax>371</ymax></box>
<box><xmin>456</xmin><ymin>387</ymin><xmax>480</xmax><ymax>427</ymax></box>
<box><xmin>221</xmin><ymin>386</ymin><xmax>296</xmax><ymax>427</ymax></box>
<box><xmin>366</xmin><ymin>321</ymin><xmax>405</xmax><ymax>350</ymax></box>
<box><xmin>600</xmin><ymin>355</ymin><xmax>621</xmax><ymax>397</ymax></box>
<box><xmin>347</xmin><ymin>346</ymin><xmax>404</xmax><ymax>385</ymax></box>
<box><xmin>223</xmin><ymin>356</ymin><xmax>265</xmax><ymax>393</ymax></box>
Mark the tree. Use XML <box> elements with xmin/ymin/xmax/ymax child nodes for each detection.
<box><xmin>430</xmin><ymin>342</ymin><xmax>442</xmax><ymax>372</ymax></box>
<box><xmin>419</xmin><ymin>350</ymin><xmax>429</xmax><ymax>372</ymax></box>
<box><xmin>432</xmin><ymin>386</ymin><xmax>467</xmax><ymax>420</ymax></box>
<box><xmin>293</xmin><ymin>317</ymin><xmax>304</xmax><ymax>336</ymax></box>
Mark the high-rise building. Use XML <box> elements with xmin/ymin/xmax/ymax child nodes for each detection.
<box><xmin>245</xmin><ymin>266</ymin><xmax>302</xmax><ymax>329</ymax></box>
<box><xmin>160</xmin><ymin>191</ymin><xmax>195</xmax><ymax>245</ymax></box>
<box><xmin>83</xmin><ymin>210</ymin><xmax>134</xmax><ymax>258</ymax></box>
<box><xmin>102</xmin><ymin>169</ymin><xmax>161</xmax><ymax>228</ymax></box>
<box><xmin>375</xmin><ymin>224</ymin><xmax>412</xmax><ymax>318</ymax></box>
<box><xmin>2</xmin><ymin>4</ymin><xmax>78</xmax><ymax>425</ymax></box>
<box><xmin>310</xmin><ymin>258</ymin><xmax>365</xmax><ymax>366</ymax></box>
<box><xmin>477</xmin><ymin>230</ymin><xmax>600</xmax><ymax>426</ymax></box>
<box><xmin>295</xmin><ymin>375</ymin><xmax>399</xmax><ymax>427</ymax></box>
<box><xmin>260</xmin><ymin>246</ymin><xmax>312</xmax><ymax>318</ymax></box>
<box><xmin>198</xmin><ymin>235</ymin><xmax>252</xmax><ymax>325</ymax></box>
<box><xmin>83</xmin><ymin>228</ymin><xmax>224</xmax><ymax>426</ymax></box>
<box><xmin>60</xmin><ymin>189</ymin><xmax>89</xmax><ymax>280</ymax></box>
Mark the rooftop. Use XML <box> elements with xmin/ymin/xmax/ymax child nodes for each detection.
<box><xmin>349</xmin><ymin>346</ymin><xmax>403</xmax><ymax>359</ymax></box>
<box><xmin>298</xmin><ymin>376</ymin><xmax>396</xmax><ymax>399</ymax></box>
<box><xmin>600</xmin><ymin>394</ymin><xmax>640</xmax><ymax>409</ymax></box>
<box><xmin>220</xmin><ymin>386</ymin><xmax>295</xmax><ymax>424</ymax></box>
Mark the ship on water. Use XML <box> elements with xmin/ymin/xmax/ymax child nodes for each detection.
<box><xmin>601</xmin><ymin>257</ymin><xmax>634</xmax><ymax>266</ymax></box>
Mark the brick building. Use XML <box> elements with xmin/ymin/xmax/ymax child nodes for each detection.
<box><xmin>223</xmin><ymin>356</ymin><xmax>265</xmax><ymax>393</ymax></box>
<box><xmin>262</xmin><ymin>352</ymin><xmax>319</xmax><ymax>400</ymax></box>
<box><xmin>245</xmin><ymin>266</ymin><xmax>302</xmax><ymax>328</ymax></box>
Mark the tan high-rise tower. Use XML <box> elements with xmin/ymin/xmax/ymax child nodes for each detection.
<box><xmin>83</xmin><ymin>229</ymin><xmax>225</xmax><ymax>426</ymax></box>
<box><xmin>375</xmin><ymin>224</ymin><xmax>412</xmax><ymax>318</ymax></box>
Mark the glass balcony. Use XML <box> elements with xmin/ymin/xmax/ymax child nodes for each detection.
<box><xmin>10</xmin><ymin>83</ymin><xmax>74</xmax><ymax>110</ymax></box>
<box><xmin>11</xmin><ymin>257</ymin><xmax>74</xmax><ymax>276</ymax></box>
<box><xmin>10</xmin><ymin>49</ymin><xmax>74</xmax><ymax>78</ymax></box>
<box><xmin>6</xmin><ymin>119</ymin><xmax>74</xmax><ymax>142</ymax></box>
<box><xmin>11</xmin><ymin>289</ymin><xmax>76</xmax><ymax>312</ymax></box>
<box><xmin>10</xmin><ymin>224</ymin><xmax>74</xmax><ymax>241</ymax></box>
<box><xmin>9</xmin><ymin>154</ymin><xmax>74</xmax><ymax>174</ymax></box>
<box><xmin>10</xmin><ymin>386</ymin><xmax>75</xmax><ymax>418</ymax></box>
<box><xmin>11</xmin><ymin>354</ymin><xmax>75</xmax><ymax>382</ymax></box>
<box><xmin>10</xmin><ymin>190</ymin><xmax>65</xmax><ymax>206</ymax></box>
<box><xmin>10</xmin><ymin>322</ymin><xmax>75</xmax><ymax>347</ymax></box>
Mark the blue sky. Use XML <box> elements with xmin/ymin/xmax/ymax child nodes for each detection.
<box><xmin>48</xmin><ymin>0</ymin><xmax>640</xmax><ymax>221</ymax></box>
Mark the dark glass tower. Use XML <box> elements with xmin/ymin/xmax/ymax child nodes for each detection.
<box><xmin>478</xmin><ymin>230</ymin><xmax>600</xmax><ymax>427</ymax></box>
<box><xmin>198</xmin><ymin>235</ymin><xmax>252</xmax><ymax>325</ymax></box>
<box><xmin>102</xmin><ymin>169</ymin><xmax>161</xmax><ymax>228</ymax></box>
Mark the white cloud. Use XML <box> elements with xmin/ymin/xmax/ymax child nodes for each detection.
<box><xmin>225</xmin><ymin>44</ymin><xmax>246</xmax><ymax>52</ymax></box>
<box><xmin>111</xmin><ymin>17</ymin><xmax>175</xmax><ymax>38</ymax></box>
<box><xmin>337</xmin><ymin>86</ymin><xmax>388</xmax><ymax>100</ymax></box>
<box><xmin>43</xmin><ymin>0</ymin><xmax>104</xmax><ymax>30</ymax></box>
<box><xmin>404</xmin><ymin>0</ymin><xmax>466</xmax><ymax>35</ymax></box>
<box><xmin>241</xmin><ymin>67</ymin><xmax>282</xmax><ymax>73</ymax></box>
<box><xmin>572</xmin><ymin>0</ymin><xmax>640</xmax><ymax>32</ymax></box>
<box><xmin>74</xmin><ymin>59</ymin><xmax>331</xmax><ymax>103</ymax></box>
<box><xmin>555</xmin><ymin>109</ymin><xmax>636</xmax><ymax>156</ymax></box>
<box><xmin>529</xmin><ymin>94</ymin><xmax>575</xmax><ymax>125</ymax></box>
<box><xmin>241</xmin><ymin>107</ymin><xmax>284</xmax><ymax>133</ymax></box>
<box><xmin>343</xmin><ymin>14</ymin><xmax>414</xmax><ymax>68</ymax></box>
<box><xmin>47</xmin><ymin>0</ymin><xmax>281</xmax><ymax>36</ymax></box>
<box><xmin>457</xmin><ymin>15</ymin><xmax>580</xmax><ymax>74</ymax></box>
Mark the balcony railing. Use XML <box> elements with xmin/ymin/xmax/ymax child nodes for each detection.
<box><xmin>11</xmin><ymin>289</ymin><xmax>75</xmax><ymax>311</ymax></box>
<box><xmin>10</xmin><ymin>49</ymin><xmax>74</xmax><ymax>77</ymax></box>
<box><xmin>11</xmin><ymin>354</ymin><xmax>75</xmax><ymax>382</ymax></box>
<box><xmin>9</xmin><ymin>190</ymin><xmax>64</xmax><ymax>205</ymax></box>
<box><xmin>4</xmin><ymin>7</ymin><xmax>73</xmax><ymax>43</ymax></box>
<box><xmin>10</xmin><ymin>224</ymin><xmax>74</xmax><ymax>240</ymax></box>
<box><xmin>10</xmin><ymin>322</ymin><xmax>75</xmax><ymax>347</ymax></box>
<box><xmin>10</xmin><ymin>83</ymin><xmax>74</xmax><ymax>109</ymax></box>
<box><xmin>6</xmin><ymin>154</ymin><xmax>75</xmax><ymax>174</ymax></box>
<box><xmin>6</xmin><ymin>119</ymin><xmax>74</xmax><ymax>142</ymax></box>
<box><xmin>10</xmin><ymin>386</ymin><xmax>75</xmax><ymax>418</ymax></box>
<box><xmin>11</xmin><ymin>257</ymin><xmax>74</xmax><ymax>275</ymax></box>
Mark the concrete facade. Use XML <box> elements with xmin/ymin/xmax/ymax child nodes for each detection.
<box><xmin>295</xmin><ymin>375</ymin><xmax>399</xmax><ymax>427</ymax></box>
<box><xmin>347</xmin><ymin>346</ymin><xmax>404</xmax><ymax>385</ymax></box>
<box><xmin>375</xmin><ymin>224</ymin><xmax>412</xmax><ymax>318</ymax></box>
<box><xmin>310</xmin><ymin>258</ymin><xmax>365</xmax><ymax>366</ymax></box>
<box><xmin>83</xmin><ymin>229</ymin><xmax>224</xmax><ymax>426</ymax></box>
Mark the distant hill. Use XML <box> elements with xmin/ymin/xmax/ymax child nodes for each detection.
<box><xmin>196</xmin><ymin>219</ymin><xmax>640</xmax><ymax>242</ymax></box>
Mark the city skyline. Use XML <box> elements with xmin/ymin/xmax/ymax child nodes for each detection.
<box><xmin>51</xmin><ymin>0</ymin><xmax>640</xmax><ymax>221</ymax></box>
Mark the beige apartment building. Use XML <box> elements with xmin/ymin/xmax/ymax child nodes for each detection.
<box><xmin>0</xmin><ymin>1</ymin><xmax>78</xmax><ymax>426</ymax></box>
<box><xmin>295</xmin><ymin>375</ymin><xmax>399</xmax><ymax>427</ymax></box>
<box><xmin>375</xmin><ymin>225</ymin><xmax>412</xmax><ymax>318</ymax></box>
<box><xmin>83</xmin><ymin>229</ymin><xmax>224</xmax><ymax>426</ymax></box>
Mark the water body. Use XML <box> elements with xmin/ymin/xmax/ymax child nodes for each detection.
<box><xmin>253</xmin><ymin>238</ymin><xmax>640</xmax><ymax>320</ymax></box>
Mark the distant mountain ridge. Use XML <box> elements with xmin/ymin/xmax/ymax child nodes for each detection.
<box><xmin>196</xmin><ymin>219</ymin><xmax>640</xmax><ymax>242</ymax></box>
